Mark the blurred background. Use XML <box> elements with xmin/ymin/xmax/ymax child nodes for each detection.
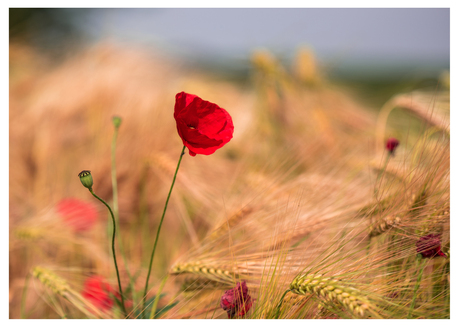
<box><xmin>10</xmin><ymin>8</ymin><xmax>449</xmax><ymax>90</ymax></box>
<box><xmin>9</xmin><ymin>8</ymin><xmax>450</xmax><ymax>319</ymax></box>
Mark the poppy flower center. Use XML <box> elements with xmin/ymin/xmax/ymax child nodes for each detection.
<box><xmin>188</xmin><ymin>125</ymin><xmax>196</xmax><ymax>129</ymax></box>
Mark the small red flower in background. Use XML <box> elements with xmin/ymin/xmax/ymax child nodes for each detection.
<box><xmin>56</xmin><ymin>198</ymin><xmax>98</xmax><ymax>232</ymax></box>
<box><xmin>81</xmin><ymin>276</ymin><xmax>114</xmax><ymax>311</ymax></box>
<box><xmin>174</xmin><ymin>92</ymin><xmax>234</xmax><ymax>157</ymax></box>
<box><xmin>81</xmin><ymin>276</ymin><xmax>132</xmax><ymax>312</ymax></box>
<box><xmin>386</xmin><ymin>138</ymin><xmax>399</xmax><ymax>155</ymax></box>
<box><xmin>416</xmin><ymin>234</ymin><xmax>446</xmax><ymax>258</ymax></box>
<box><xmin>220</xmin><ymin>280</ymin><xmax>252</xmax><ymax>318</ymax></box>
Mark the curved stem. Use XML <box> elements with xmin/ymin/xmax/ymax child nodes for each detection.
<box><xmin>90</xmin><ymin>189</ymin><xmax>127</xmax><ymax>317</ymax></box>
<box><xmin>111</xmin><ymin>125</ymin><xmax>136</xmax><ymax>305</ymax></box>
<box><xmin>142</xmin><ymin>145</ymin><xmax>186</xmax><ymax>313</ymax></box>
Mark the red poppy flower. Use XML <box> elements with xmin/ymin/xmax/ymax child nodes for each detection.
<box><xmin>81</xmin><ymin>276</ymin><xmax>114</xmax><ymax>311</ymax></box>
<box><xmin>174</xmin><ymin>92</ymin><xmax>234</xmax><ymax>157</ymax></box>
<box><xmin>386</xmin><ymin>138</ymin><xmax>399</xmax><ymax>155</ymax></box>
<box><xmin>220</xmin><ymin>281</ymin><xmax>252</xmax><ymax>318</ymax></box>
<box><xmin>416</xmin><ymin>234</ymin><xmax>446</xmax><ymax>258</ymax></box>
<box><xmin>56</xmin><ymin>198</ymin><xmax>98</xmax><ymax>232</ymax></box>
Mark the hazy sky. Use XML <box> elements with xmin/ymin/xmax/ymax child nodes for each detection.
<box><xmin>80</xmin><ymin>8</ymin><xmax>449</xmax><ymax>73</ymax></box>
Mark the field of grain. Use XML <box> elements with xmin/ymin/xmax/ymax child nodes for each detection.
<box><xmin>9</xmin><ymin>42</ymin><xmax>450</xmax><ymax>319</ymax></box>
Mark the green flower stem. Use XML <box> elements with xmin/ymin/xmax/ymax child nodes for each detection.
<box><xmin>149</xmin><ymin>275</ymin><xmax>168</xmax><ymax>319</ymax></box>
<box><xmin>111</xmin><ymin>124</ymin><xmax>120</xmax><ymax>234</ymax></box>
<box><xmin>408</xmin><ymin>255</ymin><xmax>425</xmax><ymax>319</ymax></box>
<box><xmin>20</xmin><ymin>273</ymin><xmax>30</xmax><ymax>319</ymax></box>
<box><xmin>275</xmin><ymin>289</ymin><xmax>290</xmax><ymax>319</ymax></box>
<box><xmin>142</xmin><ymin>145</ymin><xmax>186</xmax><ymax>313</ymax></box>
<box><xmin>90</xmin><ymin>189</ymin><xmax>127</xmax><ymax>317</ymax></box>
<box><xmin>443</xmin><ymin>260</ymin><xmax>450</xmax><ymax>316</ymax></box>
<box><xmin>111</xmin><ymin>122</ymin><xmax>136</xmax><ymax>306</ymax></box>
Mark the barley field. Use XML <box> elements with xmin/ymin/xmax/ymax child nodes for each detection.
<box><xmin>9</xmin><ymin>41</ymin><xmax>450</xmax><ymax>319</ymax></box>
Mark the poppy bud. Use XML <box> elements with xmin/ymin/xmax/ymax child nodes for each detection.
<box><xmin>78</xmin><ymin>170</ymin><xmax>93</xmax><ymax>190</ymax></box>
<box><xmin>112</xmin><ymin>116</ymin><xmax>122</xmax><ymax>128</ymax></box>
<box><xmin>416</xmin><ymin>234</ymin><xmax>446</xmax><ymax>258</ymax></box>
<box><xmin>386</xmin><ymin>138</ymin><xmax>399</xmax><ymax>155</ymax></box>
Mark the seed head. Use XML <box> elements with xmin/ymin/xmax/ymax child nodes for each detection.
<box><xmin>78</xmin><ymin>170</ymin><xmax>93</xmax><ymax>190</ymax></box>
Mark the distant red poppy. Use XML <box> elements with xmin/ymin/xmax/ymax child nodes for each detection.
<box><xmin>416</xmin><ymin>234</ymin><xmax>446</xmax><ymax>258</ymax></box>
<box><xmin>386</xmin><ymin>138</ymin><xmax>399</xmax><ymax>155</ymax></box>
<box><xmin>56</xmin><ymin>198</ymin><xmax>98</xmax><ymax>232</ymax></box>
<box><xmin>174</xmin><ymin>92</ymin><xmax>234</xmax><ymax>157</ymax></box>
<box><xmin>220</xmin><ymin>281</ymin><xmax>252</xmax><ymax>318</ymax></box>
<box><xmin>82</xmin><ymin>276</ymin><xmax>114</xmax><ymax>311</ymax></box>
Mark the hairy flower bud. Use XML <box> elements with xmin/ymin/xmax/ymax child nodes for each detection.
<box><xmin>112</xmin><ymin>116</ymin><xmax>122</xmax><ymax>128</ymax></box>
<box><xmin>78</xmin><ymin>170</ymin><xmax>93</xmax><ymax>190</ymax></box>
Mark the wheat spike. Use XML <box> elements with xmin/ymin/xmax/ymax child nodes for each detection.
<box><xmin>15</xmin><ymin>227</ymin><xmax>43</xmax><ymax>241</ymax></box>
<box><xmin>368</xmin><ymin>215</ymin><xmax>402</xmax><ymax>237</ymax></box>
<box><xmin>32</xmin><ymin>266</ymin><xmax>110</xmax><ymax>318</ymax></box>
<box><xmin>368</xmin><ymin>188</ymin><xmax>431</xmax><ymax>238</ymax></box>
<box><xmin>207</xmin><ymin>207</ymin><xmax>253</xmax><ymax>241</ymax></box>
<box><xmin>179</xmin><ymin>277</ymin><xmax>231</xmax><ymax>292</ymax></box>
<box><xmin>289</xmin><ymin>273</ymin><xmax>372</xmax><ymax>318</ymax></box>
<box><xmin>170</xmin><ymin>261</ymin><xmax>237</xmax><ymax>284</ymax></box>
<box><xmin>33</xmin><ymin>266</ymin><xmax>71</xmax><ymax>297</ymax></box>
